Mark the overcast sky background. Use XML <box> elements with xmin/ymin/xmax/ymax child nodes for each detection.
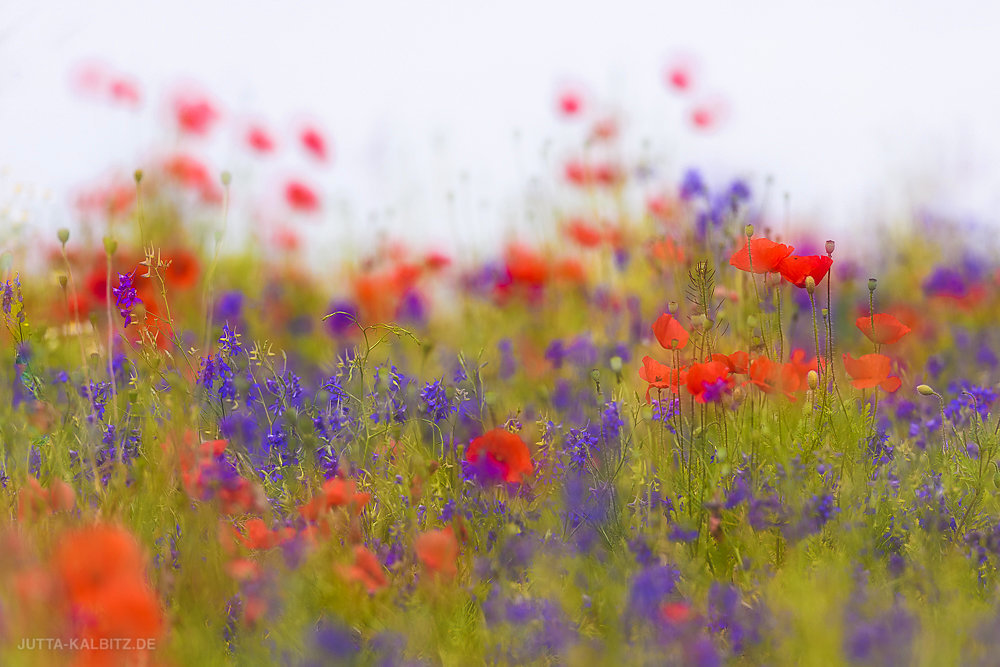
<box><xmin>1</xmin><ymin>0</ymin><xmax>999</xmax><ymax>258</ymax></box>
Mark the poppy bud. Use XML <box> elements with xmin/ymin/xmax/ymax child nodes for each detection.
<box><xmin>807</xmin><ymin>370</ymin><xmax>818</xmax><ymax>390</ymax></box>
<box><xmin>668</xmin><ymin>301</ymin><xmax>679</xmax><ymax>314</ymax></box>
<box><xmin>747</xmin><ymin>315</ymin><xmax>758</xmax><ymax>329</ymax></box>
<box><xmin>805</xmin><ymin>276</ymin><xmax>816</xmax><ymax>295</ymax></box>
<box><xmin>134</xmin><ymin>169</ymin><xmax>143</xmax><ymax>183</ymax></box>
<box><xmin>590</xmin><ymin>368</ymin><xmax>601</xmax><ymax>383</ymax></box>
<box><xmin>610</xmin><ymin>355</ymin><xmax>623</xmax><ymax>373</ymax></box>
<box><xmin>825</xmin><ymin>239</ymin><xmax>835</xmax><ymax>255</ymax></box>
<box><xmin>220</xmin><ymin>170</ymin><xmax>232</xmax><ymax>186</ymax></box>
<box><xmin>103</xmin><ymin>236</ymin><xmax>117</xmax><ymax>256</ymax></box>
<box><xmin>58</xmin><ymin>275</ymin><xmax>67</xmax><ymax>289</ymax></box>
<box><xmin>744</xmin><ymin>224</ymin><xmax>754</xmax><ymax>238</ymax></box>
<box><xmin>916</xmin><ymin>384</ymin><xmax>936</xmax><ymax>396</ymax></box>
<box><xmin>868</xmin><ymin>278</ymin><xmax>877</xmax><ymax>292</ymax></box>
<box><xmin>57</xmin><ymin>228</ymin><xmax>69</xmax><ymax>245</ymax></box>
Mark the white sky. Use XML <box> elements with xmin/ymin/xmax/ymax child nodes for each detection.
<box><xmin>1</xmin><ymin>0</ymin><xmax>999</xmax><ymax>259</ymax></box>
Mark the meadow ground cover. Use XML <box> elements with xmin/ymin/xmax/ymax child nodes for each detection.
<box><xmin>4</xmin><ymin>82</ymin><xmax>1000</xmax><ymax>666</ymax></box>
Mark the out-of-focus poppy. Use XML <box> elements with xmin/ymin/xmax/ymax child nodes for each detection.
<box><xmin>16</xmin><ymin>477</ymin><xmax>75</xmax><ymax>521</ymax></box>
<box><xmin>652</xmin><ymin>313</ymin><xmax>689</xmax><ymax>350</ymax></box>
<box><xmin>711</xmin><ymin>350</ymin><xmax>749</xmax><ymax>375</ymax></box>
<box><xmin>465</xmin><ymin>428</ymin><xmax>534</xmax><ymax>484</ymax></box>
<box><xmin>415</xmin><ymin>526</ymin><xmax>459</xmax><ymax>578</ymax></box>
<box><xmin>299</xmin><ymin>477</ymin><xmax>371</xmax><ymax>521</ymax></box>
<box><xmin>778</xmin><ymin>255</ymin><xmax>833</xmax><ymax>288</ymax></box>
<box><xmin>285</xmin><ymin>180</ymin><xmax>321</xmax><ymax>213</ymax></box>
<box><xmin>246</xmin><ymin>125</ymin><xmax>276</xmax><ymax>153</ymax></box>
<box><xmin>163</xmin><ymin>248</ymin><xmax>200</xmax><ymax>290</ymax></box>
<box><xmin>856</xmin><ymin>314</ymin><xmax>912</xmax><ymax>346</ymax></box>
<box><xmin>565</xmin><ymin>219</ymin><xmax>605</xmax><ymax>248</ymax></box>
<box><xmin>173</xmin><ymin>90</ymin><xmax>219</xmax><ymax>136</ymax></box>
<box><xmin>729</xmin><ymin>238</ymin><xmax>794</xmax><ymax>274</ymax></box>
<box><xmin>557</xmin><ymin>89</ymin><xmax>584</xmax><ymax>117</ymax></box>
<box><xmin>300</xmin><ymin>125</ymin><xmax>329</xmax><ymax>162</ymax></box>
<box><xmin>339</xmin><ymin>546</ymin><xmax>388</xmax><ymax>593</ymax></box>
<box><xmin>843</xmin><ymin>353</ymin><xmax>901</xmax><ymax>392</ymax></box>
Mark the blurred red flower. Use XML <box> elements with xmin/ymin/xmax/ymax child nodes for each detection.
<box><xmin>415</xmin><ymin>526</ymin><xmax>459</xmax><ymax>578</ymax></box>
<box><xmin>465</xmin><ymin>428</ymin><xmax>534</xmax><ymax>484</ymax></box>
<box><xmin>856</xmin><ymin>313</ymin><xmax>912</xmax><ymax>345</ymax></box>
<box><xmin>843</xmin><ymin>353</ymin><xmax>901</xmax><ymax>392</ymax></box>
<box><xmin>285</xmin><ymin>180</ymin><xmax>321</xmax><ymax>213</ymax></box>
<box><xmin>729</xmin><ymin>238</ymin><xmax>795</xmax><ymax>274</ymax></box>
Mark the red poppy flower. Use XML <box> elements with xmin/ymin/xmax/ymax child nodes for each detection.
<box><xmin>565</xmin><ymin>219</ymin><xmax>605</xmax><ymax>247</ymax></box>
<box><xmin>17</xmin><ymin>477</ymin><xmax>75</xmax><ymax>521</ymax></box>
<box><xmin>856</xmin><ymin>314</ymin><xmax>912</xmax><ymax>345</ymax></box>
<box><xmin>711</xmin><ymin>350</ymin><xmax>749</xmax><ymax>375</ymax></box>
<box><xmin>666</xmin><ymin>64</ymin><xmax>692</xmax><ymax>92</ymax></box>
<box><xmin>299</xmin><ymin>477</ymin><xmax>371</xmax><ymax>520</ymax></box>
<box><xmin>108</xmin><ymin>77</ymin><xmax>141</xmax><ymax>108</ymax></box>
<box><xmin>504</xmin><ymin>244</ymin><xmax>549</xmax><ymax>288</ymax></box>
<box><xmin>465</xmin><ymin>428</ymin><xmax>534</xmax><ymax>484</ymax></box>
<box><xmin>649</xmin><ymin>238</ymin><xmax>686</xmax><ymax>265</ymax></box>
<box><xmin>777</xmin><ymin>255</ymin><xmax>833</xmax><ymax>288</ymax></box>
<box><xmin>685</xmin><ymin>360</ymin><xmax>731</xmax><ymax>402</ymax></box>
<box><xmin>285</xmin><ymin>180</ymin><xmax>321</xmax><ymax>213</ymax></box>
<box><xmin>340</xmin><ymin>546</ymin><xmax>388</xmax><ymax>593</ymax></box>
<box><xmin>661</xmin><ymin>601</ymin><xmax>692</xmax><ymax>623</ymax></box>
<box><xmin>729</xmin><ymin>238</ymin><xmax>795</xmax><ymax>274</ymax></box>
<box><xmin>749</xmin><ymin>357</ymin><xmax>802</xmax><ymax>400</ymax></box>
<box><xmin>639</xmin><ymin>356</ymin><xmax>685</xmax><ymax>401</ymax></box>
<box><xmin>557</xmin><ymin>89</ymin><xmax>584</xmax><ymax>117</ymax></box>
<box><xmin>173</xmin><ymin>91</ymin><xmax>219</xmax><ymax>136</ymax></box>
<box><xmin>246</xmin><ymin>125</ymin><xmax>276</xmax><ymax>153</ymax></box>
<box><xmin>842</xmin><ymin>353</ymin><xmax>901</xmax><ymax>392</ymax></box>
<box><xmin>652</xmin><ymin>313</ymin><xmax>689</xmax><ymax>350</ymax></box>
<box><xmin>564</xmin><ymin>160</ymin><xmax>624</xmax><ymax>188</ymax></box>
<box><xmin>163</xmin><ymin>249</ymin><xmax>200</xmax><ymax>290</ymax></box>
<box><xmin>300</xmin><ymin>125</ymin><xmax>329</xmax><ymax>161</ymax></box>
<box><xmin>415</xmin><ymin>526</ymin><xmax>459</xmax><ymax>578</ymax></box>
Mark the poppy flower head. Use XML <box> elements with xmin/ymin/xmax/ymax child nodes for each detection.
<box><xmin>300</xmin><ymin>125</ymin><xmax>330</xmax><ymax>162</ymax></box>
<box><xmin>246</xmin><ymin>125</ymin><xmax>276</xmax><ymax>153</ymax></box>
<box><xmin>652</xmin><ymin>313</ymin><xmax>689</xmax><ymax>350</ymax></box>
<box><xmin>842</xmin><ymin>353</ymin><xmax>901</xmax><ymax>392</ymax></box>
<box><xmin>285</xmin><ymin>180</ymin><xmax>321</xmax><ymax>213</ymax></box>
<box><xmin>856</xmin><ymin>313</ymin><xmax>912</xmax><ymax>346</ymax></box>
<box><xmin>730</xmin><ymin>238</ymin><xmax>795</xmax><ymax>274</ymax></box>
<box><xmin>639</xmin><ymin>356</ymin><xmax>686</xmax><ymax>402</ymax></box>
<box><xmin>340</xmin><ymin>546</ymin><xmax>388</xmax><ymax>593</ymax></box>
<box><xmin>778</xmin><ymin>255</ymin><xmax>833</xmax><ymax>289</ymax></box>
<box><xmin>685</xmin><ymin>360</ymin><xmax>731</xmax><ymax>403</ymax></box>
<box><xmin>172</xmin><ymin>89</ymin><xmax>220</xmax><ymax>136</ymax></box>
<box><xmin>556</xmin><ymin>88</ymin><xmax>584</xmax><ymax>117</ymax></box>
<box><xmin>465</xmin><ymin>428</ymin><xmax>534</xmax><ymax>484</ymax></box>
<box><xmin>415</xmin><ymin>526</ymin><xmax>459</xmax><ymax>578</ymax></box>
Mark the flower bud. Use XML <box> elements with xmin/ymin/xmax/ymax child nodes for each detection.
<box><xmin>103</xmin><ymin>236</ymin><xmax>117</xmax><ymax>256</ymax></box>
<box><xmin>805</xmin><ymin>276</ymin><xmax>816</xmax><ymax>295</ymax></box>
<box><xmin>58</xmin><ymin>275</ymin><xmax>68</xmax><ymax>289</ymax></box>
<box><xmin>916</xmin><ymin>384</ymin><xmax>935</xmax><ymax>396</ymax></box>
<box><xmin>609</xmin><ymin>355</ymin><xmax>623</xmax><ymax>373</ymax></box>
<box><xmin>134</xmin><ymin>169</ymin><xmax>143</xmax><ymax>183</ymax></box>
<box><xmin>220</xmin><ymin>170</ymin><xmax>232</xmax><ymax>186</ymax></box>
<box><xmin>868</xmin><ymin>278</ymin><xmax>877</xmax><ymax>292</ymax></box>
<box><xmin>825</xmin><ymin>239</ymin><xmax>835</xmax><ymax>256</ymax></box>
<box><xmin>57</xmin><ymin>228</ymin><xmax>69</xmax><ymax>245</ymax></box>
<box><xmin>807</xmin><ymin>370</ymin><xmax>818</xmax><ymax>390</ymax></box>
<box><xmin>744</xmin><ymin>224</ymin><xmax>754</xmax><ymax>238</ymax></box>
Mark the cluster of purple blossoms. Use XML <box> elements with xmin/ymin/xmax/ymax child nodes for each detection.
<box><xmin>111</xmin><ymin>271</ymin><xmax>142</xmax><ymax>327</ymax></box>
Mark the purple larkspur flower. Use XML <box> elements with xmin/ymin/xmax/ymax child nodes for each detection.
<box><xmin>111</xmin><ymin>271</ymin><xmax>141</xmax><ymax>327</ymax></box>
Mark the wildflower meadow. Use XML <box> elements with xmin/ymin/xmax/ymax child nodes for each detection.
<box><xmin>4</xmin><ymin>73</ymin><xmax>1000</xmax><ymax>667</ymax></box>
